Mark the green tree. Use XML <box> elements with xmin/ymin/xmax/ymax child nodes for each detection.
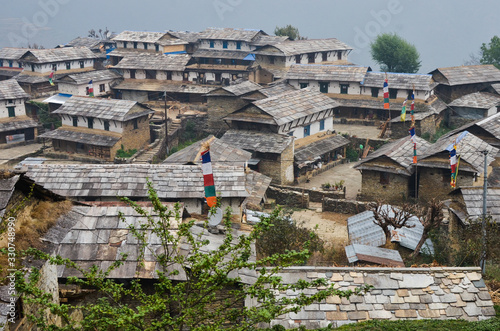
<box><xmin>370</xmin><ymin>33</ymin><xmax>421</xmax><ymax>73</ymax></box>
<box><xmin>274</xmin><ymin>25</ymin><xmax>306</xmax><ymax>41</ymax></box>
<box><xmin>480</xmin><ymin>35</ymin><xmax>500</xmax><ymax>69</ymax></box>
<box><xmin>10</xmin><ymin>182</ymin><xmax>369</xmax><ymax>330</ymax></box>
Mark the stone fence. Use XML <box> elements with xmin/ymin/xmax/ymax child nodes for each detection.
<box><xmin>250</xmin><ymin>266</ymin><xmax>495</xmax><ymax>329</ymax></box>
<box><xmin>322</xmin><ymin>198</ymin><xmax>367</xmax><ymax>214</ymax></box>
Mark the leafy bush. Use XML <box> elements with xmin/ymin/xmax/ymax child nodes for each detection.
<box><xmin>116</xmin><ymin>144</ymin><xmax>137</xmax><ymax>158</ymax></box>
<box><xmin>29</xmin><ymin>101</ymin><xmax>61</xmax><ymax>129</ymax></box>
<box><xmin>346</xmin><ymin>146</ymin><xmax>359</xmax><ymax>162</ymax></box>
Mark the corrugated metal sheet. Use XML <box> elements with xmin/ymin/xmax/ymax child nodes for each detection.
<box><xmin>345</xmin><ymin>244</ymin><xmax>404</xmax><ymax>267</ymax></box>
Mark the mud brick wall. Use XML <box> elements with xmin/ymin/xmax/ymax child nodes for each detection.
<box><xmin>252</xmin><ymin>266</ymin><xmax>495</xmax><ymax>329</ymax></box>
<box><xmin>322</xmin><ymin>198</ymin><xmax>367</xmax><ymax>214</ymax></box>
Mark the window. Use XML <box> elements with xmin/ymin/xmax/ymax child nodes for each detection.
<box><xmin>133</xmin><ymin>118</ymin><xmax>138</xmax><ymax>129</ymax></box>
<box><xmin>166</xmin><ymin>71</ymin><xmax>172</xmax><ymax>80</ymax></box>
<box><xmin>380</xmin><ymin>172</ymin><xmax>390</xmax><ymax>185</ymax></box>
<box><xmin>407</xmin><ymin>90</ymin><xmax>413</xmax><ymax>99</ymax></box>
<box><xmin>308</xmin><ymin>53</ymin><xmax>315</xmax><ymax>63</ymax></box>
<box><xmin>85</xmin><ymin>86</ymin><xmax>90</xmax><ymax>95</ymax></box>
<box><xmin>288</xmin><ymin>131</ymin><xmax>294</xmax><ymax>137</ymax></box>
<box><xmin>72</xmin><ymin>116</ymin><xmax>78</xmax><ymax>127</ymax></box>
<box><xmin>9</xmin><ymin>60</ymin><xmax>13</xmax><ymax>67</ymax></box>
<box><xmin>133</xmin><ymin>42</ymin><xmax>138</xmax><ymax>49</ymax></box>
<box><xmin>31</xmin><ymin>64</ymin><xmax>35</xmax><ymax>72</ymax></box>
<box><xmin>66</xmin><ymin>62</ymin><xmax>71</xmax><ymax>70</ymax></box>
<box><xmin>320</xmin><ymin>119</ymin><xmax>325</xmax><ymax>131</ymax></box>
<box><xmin>295</xmin><ymin>55</ymin><xmax>301</xmax><ymax>63</ymax></box>
<box><xmin>104</xmin><ymin>121</ymin><xmax>110</xmax><ymax>131</ymax></box>
<box><xmin>155</xmin><ymin>44</ymin><xmax>159</xmax><ymax>52</ymax></box>
<box><xmin>143</xmin><ymin>43</ymin><xmax>148</xmax><ymax>50</ymax></box>
<box><xmin>337</xmin><ymin>51</ymin><xmax>342</xmax><ymax>60</ymax></box>
<box><xmin>222</xmin><ymin>41</ymin><xmax>228</xmax><ymax>49</ymax></box>
<box><xmin>319</xmin><ymin>82</ymin><xmax>329</xmax><ymax>93</ymax></box>
<box><xmin>303</xmin><ymin>125</ymin><xmax>310</xmax><ymax>137</ymax></box>
<box><xmin>52</xmin><ymin>64</ymin><xmax>57</xmax><ymax>71</ymax></box>
<box><xmin>123</xmin><ymin>41</ymin><xmax>127</xmax><ymax>48</ymax></box>
<box><xmin>79</xmin><ymin>60</ymin><xmax>84</xmax><ymax>68</ymax></box>
<box><xmin>299</xmin><ymin>82</ymin><xmax>309</xmax><ymax>89</ymax></box>
<box><xmin>130</xmin><ymin>69</ymin><xmax>136</xmax><ymax>79</ymax></box>
<box><xmin>7</xmin><ymin>107</ymin><xmax>15</xmax><ymax>118</ymax></box>
<box><xmin>269</xmin><ymin>56</ymin><xmax>275</xmax><ymax>65</ymax></box>
<box><xmin>18</xmin><ymin>62</ymin><xmax>22</xmax><ymax>68</ymax></box>
<box><xmin>371</xmin><ymin>87</ymin><xmax>379</xmax><ymax>98</ymax></box>
<box><xmin>231</xmin><ymin>59</ymin><xmax>236</xmax><ymax>65</ymax></box>
<box><xmin>99</xmin><ymin>84</ymin><xmax>105</xmax><ymax>92</ymax></box>
<box><xmin>340</xmin><ymin>84</ymin><xmax>349</xmax><ymax>94</ymax></box>
<box><xmin>87</xmin><ymin>117</ymin><xmax>94</xmax><ymax>129</ymax></box>
<box><xmin>209</xmin><ymin>40</ymin><xmax>215</xmax><ymax>48</ymax></box>
<box><xmin>322</xmin><ymin>52</ymin><xmax>328</xmax><ymax>62</ymax></box>
<box><xmin>236</xmin><ymin>41</ymin><xmax>241</xmax><ymax>49</ymax></box>
<box><xmin>0</xmin><ymin>60</ymin><xmax>3</xmax><ymax>67</ymax></box>
<box><xmin>215</xmin><ymin>58</ymin><xmax>222</xmax><ymax>64</ymax></box>
<box><xmin>389</xmin><ymin>88</ymin><xmax>398</xmax><ymax>99</ymax></box>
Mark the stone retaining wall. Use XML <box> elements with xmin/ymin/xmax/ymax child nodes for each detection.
<box><xmin>253</xmin><ymin>266</ymin><xmax>495</xmax><ymax>329</ymax></box>
<box><xmin>272</xmin><ymin>185</ymin><xmax>345</xmax><ymax>203</ymax></box>
<box><xmin>267</xmin><ymin>186</ymin><xmax>309</xmax><ymax>208</ymax></box>
<box><xmin>322</xmin><ymin>198</ymin><xmax>367</xmax><ymax>214</ymax></box>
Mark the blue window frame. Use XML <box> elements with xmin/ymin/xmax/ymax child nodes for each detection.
<box><xmin>223</xmin><ymin>41</ymin><xmax>228</xmax><ymax>49</ymax></box>
<box><xmin>320</xmin><ymin>119</ymin><xmax>325</xmax><ymax>131</ymax></box>
<box><xmin>209</xmin><ymin>40</ymin><xmax>215</xmax><ymax>48</ymax></box>
<box><xmin>236</xmin><ymin>41</ymin><xmax>241</xmax><ymax>49</ymax></box>
<box><xmin>304</xmin><ymin>125</ymin><xmax>310</xmax><ymax>137</ymax></box>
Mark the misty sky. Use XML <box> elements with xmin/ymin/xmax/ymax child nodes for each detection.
<box><xmin>1</xmin><ymin>0</ymin><xmax>498</xmax><ymax>73</ymax></box>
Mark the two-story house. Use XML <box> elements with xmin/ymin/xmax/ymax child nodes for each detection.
<box><xmin>56</xmin><ymin>69</ymin><xmax>123</xmax><ymax>97</ymax></box>
<box><xmin>0</xmin><ymin>48</ymin><xmax>26</xmax><ymax>80</ymax></box>
<box><xmin>0</xmin><ymin>79</ymin><xmax>39</xmax><ymax>145</ymax></box>
<box><xmin>39</xmin><ymin>96</ymin><xmax>153</xmax><ymax>161</ymax></box>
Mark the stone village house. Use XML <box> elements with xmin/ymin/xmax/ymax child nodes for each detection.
<box><xmin>38</xmin><ymin>96</ymin><xmax>153</xmax><ymax>161</ymax></box>
<box><xmin>0</xmin><ymin>79</ymin><xmax>39</xmax><ymax>146</ymax></box>
<box><xmin>446</xmin><ymin>92</ymin><xmax>500</xmax><ymax>128</ymax></box>
<box><xmin>55</xmin><ymin>69</ymin><xmax>123</xmax><ymax>97</ymax></box>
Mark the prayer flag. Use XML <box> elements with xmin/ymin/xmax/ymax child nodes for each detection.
<box><xmin>88</xmin><ymin>80</ymin><xmax>94</xmax><ymax>97</ymax></box>
<box><xmin>401</xmin><ymin>99</ymin><xmax>407</xmax><ymax>122</ymax></box>
<box><xmin>201</xmin><ymin>148</ymin><xmax>217</xmax><ymax>208</ymax></box>
<box><xmin>383</xmin><ymin>78</ymin><xmax>389</xmax><ymax>109</ymax></box>
<box><xmin>48</xmin><ymin>72</ymin><xmax>54</xmax><ymax>86</ymax></box>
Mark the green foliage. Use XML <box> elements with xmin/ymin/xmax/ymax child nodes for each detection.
<box><xmin>274</xmin><ymin>25</ymin><xmax>305</xmax><ymax>41</ymax></box>
<box><xmin>256</xmin><ymin>208</ymin><xmax>325</xmax><ymax>263</ymax></box>
<box><xmin>421</xmin><ymin>122</ymin><xmax>455</xmax><ymax>143</ymax></box>
<box><xmin>480</xmin><ymin>35</ymin><xmax>500</xmax><ymax>69</ymax></box>
<box><xmin>336</xmin><ymin>315</ymin><xmax>500</xmax><ymax>330</ymax></box>
<box><xmin>11</xmin><ymin>182</ymin><xmax>370</xmax><ymax>330</ymax></box>
<box><xmin>346</xmin><ymin>146</ymin><xmax>359</xmax><ymax>162</ymax></box>
<box><xmin>29</xmin><ymin>101</ymin><xmax>61</xmax><ymax>129</ymax></box>
<box><xmin>116</xmin><ymin>144</ymin><xmax>137</xmax><ymax>158</ymax></box>
<box><xmin>370</xmin><ymin>33</ymin><xmax>421</xmax><ymax>73</ymax></box>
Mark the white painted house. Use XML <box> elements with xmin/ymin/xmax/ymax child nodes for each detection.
<box><xmin>19</xmin><ymin>47</ymin><xmax>97</xmax><ymax>74</ymax></box>
<box><xmin>285</xmin><ymin>64</ymin><xmax>371</xmax><ymax>95</ymax></box>
<box><xmin>0</xmin><ymin>79</ymin><xmax>38</xmax><ymax>144</ymax></box>
<box><xmin>56</xmin><ymin>70</ymin><xmax>123</xmax><ymax>97</ymax></box>
<box><xmin>224</xmin><ymin>88</ymin><xmax>339</xmax><ymax>139</ymax></box>
<box><xmin>113</xmin><ymin>53</ymin><xmax>191</xmax><ymax>81</ymax></box>
<box><xmin>361</xmin><ymin>72</ymin><xmax>437</xmax><ymax>101</ymax></box>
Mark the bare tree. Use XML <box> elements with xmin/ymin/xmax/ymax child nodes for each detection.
<box><xmin>464</xmin><ymin>50</ymin><xmax>482</xmax><ymax>66</ymax></box>
<box><xmin>88</xmin><ymin>27</ymin><xmax>111</xmax><ymax>40</ymax></box>
<box><xmin>368</xmin><ymin>201</ymin><xmax>416</xmax><ymax>245</ymax></box>
<box><xmin>28</xmin><ymin>43</ymin><xmax>45</xmax><ymax>49</ymax></box>
<box><xmin>410</xmin><ymin>199</ymin><xmax>444</xmax><ymax>258</ymax></box>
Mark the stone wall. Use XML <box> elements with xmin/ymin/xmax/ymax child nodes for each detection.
<box><xmin>252</xmin><ymin>266</ymin><xmax>495</xmax><ymax>329</ymax></box>
<box><xmin>121</xmin><ymin>116</ymin><xmax>151</xmax><ymax>151</ymax></box>
<box><xmin>322</xmin><ymin>198</ymin><xmax>367</xmax><ymax>214</ymax></box>
<box><xmin>418</xmin><ymin>167</ymin><xmax>475</xmax><ymax>202</ymax></box>
<box><xmin>273</xmin><ymin>185</ymin><xmax>345</xmax><ymax>203</ymax></box>
<box><xmin>207</xmin><ymin>95</ymin><xmax>249</xmax><ymax>135</ymax></box>
<box><xmin>267</xmin><ymin>186</ymin><xmax>309</xmax><ymax>209</ymax></box>
<box><xmin>358</xmin><ymin>170</ymin><xmax>410</xmax><ymax>203</ymax></box>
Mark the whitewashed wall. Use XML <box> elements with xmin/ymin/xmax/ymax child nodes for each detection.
<box><xmin>58</xmin><ymin>79</ymin><xmax>115</xmax><ymax>96</ymax></box>
<box><xmin>0</xmin><ymin>98</ymin><xmax>26</xmax><ymax>119</ymax></box>
<box><xmin>60</xmin><ymin>114</ymin><xmax>123</xmax><ymax>133</ymax></box>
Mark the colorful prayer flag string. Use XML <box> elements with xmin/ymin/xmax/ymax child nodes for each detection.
<box><xmin>201</xmin><ymin>146</ymin><xmax>217</xmax><ymax>208</ymax></box>
<box><xmin>401</xmin><ymin>99</ymin><xmax>407</xmax><ymax>122</ymax></box>
<box><xmin>48</xmin><ymin>71</ymin><xmax>55</xmax><ymax>86</ymax></box>
<box><xmin>88</xmin><ymin>80</ymin><xmax>94</xmax><ymax>97</ymax></box>
<box><xmin>410</xmin><ymin>90</ymin><xmax>415</xmax><ymax>124</ymax></box>
<box><xmin>409</xmin><ymin>126</ymin><xmax>417</xmax><ymax>164</ymax></box>
<box><xmin>383</xmin><ymin>76</ymin><xmax>390</xmax><ymax>109</ymax></box>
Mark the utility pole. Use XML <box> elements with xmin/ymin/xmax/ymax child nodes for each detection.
<box><xmin>480</xmin><ymin>150</ymin><xmax>488</xmax><ymax>274</ymax></box>
<box><xmin>164</xmin><ymin>91</ymin><xmax>169</xmax><ymax>155</ymax></box>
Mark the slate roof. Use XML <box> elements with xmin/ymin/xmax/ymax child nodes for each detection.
<box><xmin>430</xmin><ymin>65</ymin><xmax>500</xmax><ymax>86</ymax></box>
<box><xmin>112</xmin><ymin>31</ymin><xmax>166</xmax><ymax>43</ymax></box>
<box><xmin>285</xmin><ymin>64</ymin><xmax>370</xmax><ymax>82</ymax></box>
<box><xmin>0</xmin><ymin>118</ymin><xmax>39</xmax><ymax>133</ymax></box>
<box><xmin>166</xmin><ymin>31</ymin><xmax>201</xmax><ymax>43</ymax></box>
<box><xmin>295</xmin><ymin>135</ymin><xmax>349</xmax><ymax>163</ymax></box>
<box><xmin>490</xmin><ymin>83</ymin><xmax>500</xmax><ymax>94</ymax></box>
<box><xmin>420</xmin><ymin>131</ymin><xmax>499</xmax><ymax>173</ymax></box>
<box><xmin>39</xmin><ymin>129</ymin><xmax>121</xmax><ymax>147</ymax></box>
<box><xmin>64</xmin><ymin>37</ymin><xmax>103</xmax><ymax>49</ymax></box>
<box><xmin>42</xmin><ymin>204</ymin><xmax>257</xmax><ymax>281</ymax></box>
<box><xmin>251</xmin><ymin>35</ymin><xmax>288</xmax><ymax>47</ymax></box>
<box><xmin>259</xmin><ymin>81</ymin><xmax>296</xmax><ymax>97</ymax></box>
<box><xmin>22</xmin><ymin>164</ymin><xmax>260</xmax><ymax>200</ymax></box>
<box><xmin>0</xmin><ymin>79</ymin><xmax>29</xmax><ymax>99</ymax></box>
<box><xmin>362</xmin><ymin>72</ymin><xmax>437</xmax><ymax>91</ymax></box>
<box><xmin>437</xmin><ymin>112</ymin><xmax>500</xmax><ymax>148</ymax></box>
<box><xmin>344</xmin><ymin>244</ymin><xmax>404</xmax><ymax>267</ymax></box>
<box><xmin>113</xmin><ymin>79</ymin><xmax>216</xmax><ymax>94</ymax></box>
<box><xmin>354</xmin><ymin>136</ymin><xmax>431</xmax><ymax>176</ymax></box>
<box><xmin>448</xmin><ymin>92</ymin><xmax>500</xmax><ymax>109</ymax></box>
<box><xmin>163</xmin><ymin>135</ymin><xmax>252</xmax><ymax>166</ymax></box>
<box><xmin>0</xmin><ymin>175</ymin><xmax>19</xmax><ymax>213</ymax></box>
<box><xmin>20</xmin><ymin>47</ymin><xmax>97</xmax><ymax>63</ymax></box>
<box><xmin>199</xmin><ymin>28</ymin><xmax>263</xmax><ymax>42</ymax></box>
<box><xmin>220</xmin><ymin>130</ymin><xmax>293</xmax><ymax>154</ymax></box>
<box><xmin>192</xmin><ymin>49</ymin><xmax>252</xmax><ymax>60</ymax></box>
<box><xmin>0</xmin><ymin>47</ymin><xmax>28</xmax><ymax>60</ymax></box>
<box><xmin>241</xmin><ymin>89</ymin><xmax>339</xmax><ymax>126</ymax></box>
<box><xmin>113</xmin><ymin>53</ymin><xmax>191</xmax><ymax>71</ymax></box>
<box><xmin>256</xmin><ymin>38</ymin><xmax>352</xmax><ymax>56</ymax></box>
<box><xmin>220</xmin><ymin>80</ymin><xmax>262</xmax><ymax>96</ymax></box>
<box><xmin>457</xmin><ymin>187</ymin><xmax>500</xmax><ymax>224</ymax></box>
<box><xmin>55</xmin><ymin>69</ymin><xmax>122</xmax><ymax>85</ymax></box>
<box><xmin>243</xmin><ymin>170</ymin><xmax>272</xmax><ymax>208</ymax></box>
<box><xmin>53</xmin><ymin>96</ymin><xmax>153</xmax><ymax>121</ymax></box>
